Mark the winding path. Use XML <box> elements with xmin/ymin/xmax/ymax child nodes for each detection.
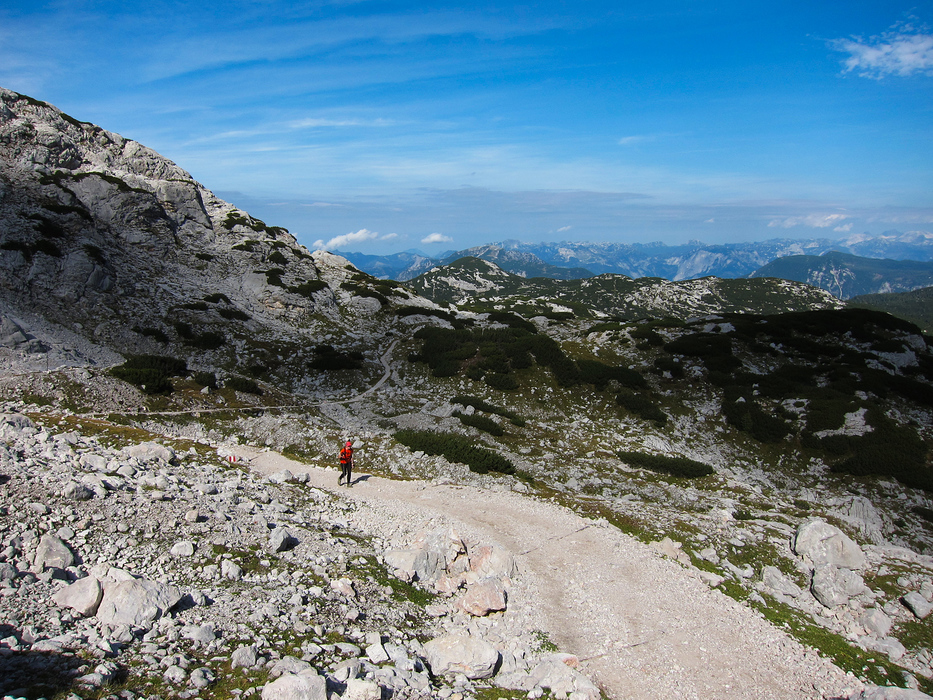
<box><xmin>240</xmin><ymin>446</ymin><xmax>856</xmax><ymax>700</ymax></box>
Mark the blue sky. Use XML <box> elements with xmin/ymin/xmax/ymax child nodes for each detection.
<box><xmin>2</xmin><ymin>1</ymin><xmax>932</xmax><ymax>255</ymax></box>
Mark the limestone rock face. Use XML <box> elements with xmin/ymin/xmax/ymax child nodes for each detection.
<box><xmin>794</xmin><ymin>519</ymin><xmax>867</xmax><ymax>571</ymax></box>
<box><xmin>96</xmin><ymin>578</ymin><xmax>182</xmax><ymax>627</ymax></box>
<box><xmin>423</xmin><ymin>632</ymin><xmax>500</xmax><ymax>679</ymax></box>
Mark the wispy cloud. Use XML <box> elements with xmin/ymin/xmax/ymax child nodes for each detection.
<box><xmin>617</xmin><ymin>135</ymin><xmax>651</xmax><ymax>146</ymax></box>
<box><xmin>421</xmin><ymin>233</ymin><xmax>453</xmax><ymax>244</ymax></box>
<box><xmin>768</xmin><ymin>213</ymin><xmax>849</xmax><ymax>229</ymax></box>
<box><xmin>830</xmin><ymin>22</ymin><xmax>933</xmax><ymax>78</ymax></box>
<box><xmin>313</xmin><ymin>228</ymin><xmax>395</xmax><ymax>250</ymax></box>
<box><xmin>289</xmin><ymin>117</ymin><xmax>396</xmax><ymax>129</ymax></box>
<box><xmin>556</xmin><ymin>225</ymin><xmax>572</xmax><ymax>232</ymax></box>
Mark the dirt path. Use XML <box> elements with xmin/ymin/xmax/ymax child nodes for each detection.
<box><xmin>239</xmin><ymin>446</ymin><xmax>856</xmax><ymax>700</ymax></box>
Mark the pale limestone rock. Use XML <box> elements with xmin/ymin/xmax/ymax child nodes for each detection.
<box><xmin>794</xmin><ymin>519</ymin><xmax>867</xmax><ymax>570</ymax></box>
<box><xmin>902</xmin><ymin>591</ymin><xmax>933</xmax><ymax>619</ymax></box>
<box><xmin>343</xmin><ymin>678</ymin><xmax>381</xmax><ymax>700</ymax></box>
<box><xmin>34</xmin><ymin>534</ymin><xmax>74</xmax><ymax>570</ymax></box>
<box><xmin>457</xmin><ymin>577</ymin><xmax>507</xmax><ymax>616</ymax></box>
<box><xmin>96</xmin><ymin>578</ymin><xmax>182</xmax><ymax>627</ymax></box>
<box><xmin>261</xmin><ymin>670</ymin><xmax>327</xmax><ymax>700</ymax></box>
<box><xmin>51</xmin><ymin>576</ymin><xmax>102</xmax><ymax>617</ymax></box>
<box><xmin>423</xmin><ymin>632</ymin><xmax>499</xmax><ymax>679</ymax></box>
<box><xmin>811</xmin><ymin>564</ymin><xmax>866</xmax><ymax>608</ymax></box>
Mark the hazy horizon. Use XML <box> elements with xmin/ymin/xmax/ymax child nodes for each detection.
<box><xmin>2</xmin><ymin>1</ymin><xmax>931</xmax><ymax>255</ymax></box>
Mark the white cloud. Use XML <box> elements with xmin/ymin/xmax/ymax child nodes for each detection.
<box><xmin>704</xmin><ymin>218</ymin><xmax>715</xmax><ymax>224</ymax></box>
<box><xmin>833</xmin><ymin>223</ymin><xmax>853</xmax><ymax>232</ymax></box>
<box><xmin>557</xmin><ymin>225</ymin><xmax>572</xmax><ymax>232</ymax></box>
<box><xmin>313</xmin><ymin>228</ymin><xmax>391</xmax><ymax>250</ymax></box>
<box><xmin>618</xmin><ymin>135</ymin><xmax>647</xmax><ymax>146</ymax></box>
<box><xmin>421</xmin><ymin>233</ymin><xmax>453</xmax><ymax>244</ymax></box>
<box><xmin>289</xmin><ymin>117</ymin><xmax>395</xmax><ymax>129</ymax></box>
<box><xmin>831</xmin><ymin>23</ymin><xmax>933</xmax><ymax>78</ymax></box>
<box><xmin>768</xmin><ymin>213</ymin><xmax>849</xmax><ymax>229</ymax></box>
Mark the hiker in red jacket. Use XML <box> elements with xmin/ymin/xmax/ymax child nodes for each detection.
<box><xmin>338</xmin><ymin>440</ymin><xmax>354</xmax><ymax>487</ymax></box>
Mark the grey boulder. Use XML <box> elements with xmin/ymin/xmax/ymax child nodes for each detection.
<box><xmin>51</xmin><ymin>576</ymin><xmax>103</xmax><ymax>617</ymax></box>
<box><xmin>96</xmin><ymin>578</ymin><xmax>182</xmax><ymax>627</ymax></box>
<box><xmin>794</xmin><ymin>519</ymin><xmax>867</xmax><ymax>570</ymax></box>
<box><xmin>34</xmin><ymin>534</ymin><xmax>75</xmax><ymax>570</ymax></box>
<box><xmin>261</xmin><ymin>670</ymin><xmax>327</xmax><ymax>700</ymax></box>
<box><xmin>423</xmin><ymin>631</ymin><xmax>500</xmax><ymax>679</ymax></box>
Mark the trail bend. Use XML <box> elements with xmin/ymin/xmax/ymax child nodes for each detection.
<box><xmin>239</xmin><ymin>447</ymin><xmax>854</xmax><ymax>700</ymax></box>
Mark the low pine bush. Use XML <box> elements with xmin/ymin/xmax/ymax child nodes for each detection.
<box><xmin>454</xmin><ymin>412</ymin><xmax>505</xmax><ymax>436</ymax></box>
<box><xmin>225</xmin><ymin>376</ymin><xmax>262</xmax><ymax>395</ymax></box>
<box><xmin>615</xmin><ymin>390</ymin><xmax>668</xmax><ymax>426</ymax></box>
<box><xmin>394</xmin><ymin>429</ymin><xmax>515</xmax><ymax>475</ymax></box>
<box><xmin>193</xmin><ymin>371</ymin><xmax>217</xmax><ymax>389</ymax></box>
<box><xmin>618</xmin><ymin>450</ymin><xmax>714</xmax><ymax>478</ymax></box>
<box><xmin>289</xmin><ymin>280</ymin><xmax>328</xmax><ymax>298</ymax></box>
<box><xmin>109</xmin><ymin>355</ymin><xmax>187</xmax><ymax>395</ymax></box>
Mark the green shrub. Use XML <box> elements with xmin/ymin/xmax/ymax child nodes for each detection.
<box><xmin>487</xmin><ymin>311</ymin><xmax>536</xmax><ymax>333</ymax></box>
<box><xmin>225</xmin><ymin>376</ymin><xmax>262</xmax><ymax>394</ymax></box>
<box><xmin>912</xmin><ymin>506</ymin><xmax>933</xmax><ymax>525</ymax></box>
<box><xmin>289</xmin><ymin>280</ymin><xmax>328</xmax><ymax>298</ymax></box>
<box><xmin>576</xmin><ymin>359</ymin><xmax>646</xmax><ymax>390</ymax></box>
<box><xmin>451</xmin><ymin>396</ymin><xmax>525</xmax><ymax>426</ymax></box>
<box><xmin>185</xmin><ymin>331</ymin><xmax>225</xmax><ymax>350</ymax></box>
<box><xmin>455</xmin><ymin>412</ymin><xmax>505</xmax><ymax>436</ymax></box>
<box><xmin>260</xmin><ymin>268</ymin><xmax>286</xmax><ymax>287</ymax></box>
<box><xmin>340</xmin><ymin>282</ymin><xmax>388</xmax><ymax>306</ymax></box>
<box><xmin>218</xmin><ymin>307</ymin><xmax>249</xmax><ymax>321</ymax></box>
<box><xmin>485</xmin><ymin>373</ymin><xmax>519</xmax><ymax>391</ymax></box>
<box><xmin>652</xmin><ymin>356</ymin><xmax>685</xmax><ymax>378</ymax></box>
<box><xmin>310</xmin><ymin>346</ymin><xmax>364</xmax><ymax>371</ymax></box>
<box><xmin>396</xmin><ymin>306</ymin><xmax>458</xmax><ymax>323</ymax></box>
<box><xmin>267</xmin><ymin>250</ymin><xmax>288</xmax><ymax>266</ymax></box>
<box><xmin>193</xmin><ymin>371</ymin><xmax>217</xmax><ymax>388</ymax></box>
<box><xmin>615</xmin><ymin>390</ymin><xmax>668</xmax><ymax>425</ymax></box>
<box><xmin>618</xmin><ymin>450</ymin><xmax>714</xmax><ymax>478</ymax></box>
<box><xmin>109</xmin><ymin>355</ymin><xmax>187</xmax><ymax>394</ymax></box>
<box><xmin>829</xmin><ymin>412</ymin><xmax>931</xmax><ymax>491</ymax></box>
<box><xmin>132</xmin><ymin>326</ymin><xmax>168</xmax><ymax>343</ymax></box>
<box><xmin>174</xmin><ymin>322</ymin><xmax>194</xmax><ymax>339</ymax></box>
<box><xmin>722</xmin><ymin>396</ymin><xmax>791</xmax><ymax>443</ymax></box>
<box><xmin>394</xmin><ymin>429</ymin><xmax>515</xmax><ymax>475</ymax></box>
<box><xmin>195</xmin><ymin>252</ymin><xmax>215</xmax><ymax>262</ymax></box>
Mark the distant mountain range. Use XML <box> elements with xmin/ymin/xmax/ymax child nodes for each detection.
<box><xmin>344</xmin><ymin>233</ymin><xmax>933</xmax><ymax>285</ymax></box>
<box><xmin>408</xmin><ymin>256</ymin><xmax>842</xmax><ymax>319</ymax></box>
<box><xmin>751</xmin><ymin>251</ymin><xmax>933</xmax><ymax>300</ymax></box>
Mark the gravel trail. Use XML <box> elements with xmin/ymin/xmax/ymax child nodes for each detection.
<box><xmin>240</xmin><ymin>446</ymin><xmax>858</xmax><ymax>700</ymax></box>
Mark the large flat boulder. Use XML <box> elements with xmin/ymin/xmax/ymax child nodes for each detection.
<box><xmin>260</xmin><ymin>670</ymin><xmax>327</xmax><ymax>700</ymax></box>
<box><xmin>423</xmin><ymin>632</ymin><xmax>499</xmax><ymax>679</ymax></box>
<box><xmin>794</xmin><ymin>519</ymin><xmax>867</xmax><ymax>570</ymax></box>
<box><xmin>51</xmin><ymin>576</ymin><xmax>103</xmax><ymax>617</ymax></box>
<box><xmin>96</xmin><ymin>578</ymin><xmax>182</xmax><ymax>627</ymax></box>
